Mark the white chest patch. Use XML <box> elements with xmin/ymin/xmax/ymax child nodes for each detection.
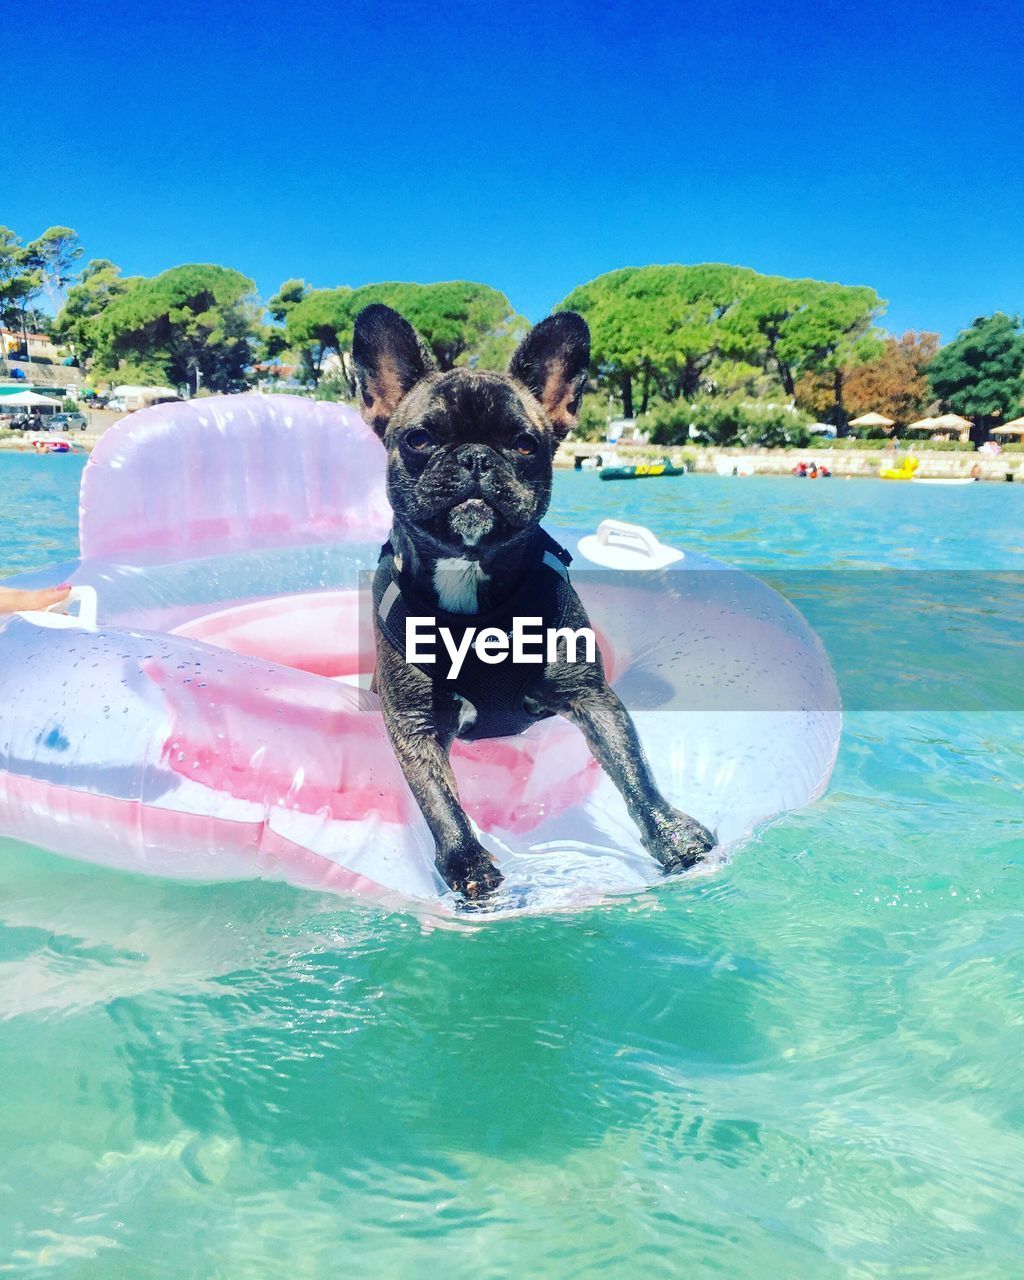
<box><xmin>434</xmin><ymin>558</ymin><xmax>488</xmax><ymax>614</ymax></box>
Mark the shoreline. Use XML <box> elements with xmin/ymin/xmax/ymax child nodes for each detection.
<box><xmin>556</xmin><ymin>442</ymin><xmax>1022</xmax><ymax>482</ymax></box>
<box><xmin>2</xmin><ymin>431</ymin><xmax>1019</xmax><ymax>484</ymax></box>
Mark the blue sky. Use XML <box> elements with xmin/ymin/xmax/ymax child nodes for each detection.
<box><xmin>11</xmin><ymin>0</ymin><xmax>1023</xmax><ymax>340</ymax></box>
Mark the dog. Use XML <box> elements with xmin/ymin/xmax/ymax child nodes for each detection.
<box><xmin>353</xmin><ymin>303</ymin><xmax>715</xmax><ymax>900</ymax></box>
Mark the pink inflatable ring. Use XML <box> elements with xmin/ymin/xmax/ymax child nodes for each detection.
<box><xmin>0</xmin><ymin>395</ymin><xmax>840</xmax><ymax>908</ymax></box>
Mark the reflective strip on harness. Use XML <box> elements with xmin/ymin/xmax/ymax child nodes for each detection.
<box><xmin>542</xmin><ymin>550</ymin><xmax>570</xmax><ymax>579</ymax></box>
<box><xmin>378</xmin><ymin>580</ymin><xmax>402</xmax><ymax>627</ymax></box>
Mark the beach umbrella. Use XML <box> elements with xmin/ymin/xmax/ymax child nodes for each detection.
<box><xmin>989</xmin><ymin>417</ymin><xmax>1024</xmax><ymax>438</ymax></box>
<box><xmin>849</xmin><ymin>412</ymin><xmax>896</xmax><ymax>429</ymax></box>
<box><xmin>930</xmin><ymin>413</ymin><xmax>973</xmax><ymax>431</ymax></box>
<box><xmin>904</xmin><ymin>416</ymin><xmax>937</xmax><ymax>432</ymax></box>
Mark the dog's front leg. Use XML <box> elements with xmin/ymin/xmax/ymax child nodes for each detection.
<box><xmin>565</xmin><ymin>688</ymin><xmax>715</xmax><ymax>873</ymax></box>
<box><xmin>376</xmin><ymin>648</ymin><xmax>503</xmax><ymax>900</ymax></box>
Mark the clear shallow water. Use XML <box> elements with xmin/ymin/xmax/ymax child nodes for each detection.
<box><xmin>1</xmin><ymin>459</ymin><xmax>1023</xmax><ymax>1278</ymax></box>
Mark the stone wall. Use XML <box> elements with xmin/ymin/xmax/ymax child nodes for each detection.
<box><xmin>558</xmin><ymin>442</ymin><xmax>1021</xmax><ymax>482</ymax></box>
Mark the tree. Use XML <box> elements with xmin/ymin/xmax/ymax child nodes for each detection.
<box><xmin>799</xmin><ymin>331</ymin><xmax>939</xmax><ymax>425</ymax></box>
<box><xmin>927</xmin><ymin>313</ymin><xmax>1024</xmax><ymax>425</ymax></box>
<box><xmin>284</xmin><ymin>287</ymin><xmax>356</xmax><ymax>384</ymax></box>
<box><xmin>721</xmin><ymin>277</ymin><xmax>885</xmax><ymax>421</ymax></box>
<box><xmin>0</xmin><ymin>227</ymin><xmax>42</xmax><ymax>358</ymax></box>
<box><xmin>92</xmin><ymin>263</ymin><xmax>260</xmax><ymax>393</ymax></box>
<box><xmin>281</xmin><ymin>279</ymin><xmax>523</xmax><ymax>389</ymax></box>
<box><xmin>348</xmin><ymin>281</ymin><xmax>523</xmax><ymax>371</ymax></box>
<box><xmin>559</xmin><ymin>265</ymin><xmax>883</xmax><ymax>421</ymax></box>
<box><xmin>261</xmin><ymin>278</ymin><xmax>310</xmax><ymax>364</ymax></box>
<box><xmin>559</xmin><ymin>264</ymin><xmax>760</xmax><ymax>417</ymax></box>
<box><xmin>53</xmin><ymin>259</ymin><xmax>139</xmax><ymax>360</ymax></box>
<box><xmin>267</xmin><ymin>278</ymin><xmax>308</xmax><ymax>323</ymax></box>
<box><xmin>25</xmin><ymin>226</ymin><xmax>83</xmax><ymax>311</ymax></box>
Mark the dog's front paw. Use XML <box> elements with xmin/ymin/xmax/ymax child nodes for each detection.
<box><xmin>439</xmin><ymin>842</ymin><xmax>504</xmax><ymax>901</ymax></box>
<box><xmin>648</xmin><ymin>811</ymin><xmax>716</xmax><ymax>874</ymax></box>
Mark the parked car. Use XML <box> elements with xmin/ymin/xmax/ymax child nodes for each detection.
<box><xmin>50</xmin><ymin>412</ymin><xmax>88</xmax><ymax>432</ymax></box>
<box><xmin>106</xmin><ymin>397</ymin><xmax>127</xmax><ymax>413</ymax></box>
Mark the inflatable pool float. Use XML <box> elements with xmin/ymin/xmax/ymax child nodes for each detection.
<box><xmin>879</xmin><ymin>456</ymin><xmax>919</xmax><ymax>480</ymax></box>
<box><xmin>0</xmin><ymin>395</ymin><xmax>841</xmax><ymax>908</ymax></box>
<box><xmin>31</xmin><ymin>437</ymin><xmax>74</xmax><ymax>453</ymax></box>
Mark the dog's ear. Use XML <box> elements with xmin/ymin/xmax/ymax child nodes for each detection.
<box><xmin>508</xmin><ymin>311</ymin><xmax>590</xmax><ymax>440</ymax></box>
<box><xmin>352</xmin><ymin>304</ymin><xmax>434</xmax><ymax>437</ymax></box>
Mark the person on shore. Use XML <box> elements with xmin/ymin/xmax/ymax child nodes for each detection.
<box><xmin>0</xmin><ymin>584</ymin><xmax>71</xmax><ymax>614</ymax></box>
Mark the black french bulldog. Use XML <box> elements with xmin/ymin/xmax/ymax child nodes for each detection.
<box><xmin>353</xmin><ymin>303</ymin><xmax>715</xmax><ymax>901</ymax></box>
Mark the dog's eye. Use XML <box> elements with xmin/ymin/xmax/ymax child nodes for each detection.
<box><xmin>405</xmin><ymin>428</ymin><xmax>434</xmax><ymax>451</ymax></box>
<box><xmin>513</xmin><ymin>433</ymin><xmax>538</xmax><ymax>456</ymax></box>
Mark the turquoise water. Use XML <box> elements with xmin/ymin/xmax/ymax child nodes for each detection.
<box><xmin>0</xmin><ymin>453</ymin><xmax>86</xmax><ymax>579</ymax></box>
<box><xmin>1</xmin><ymin>459</ymin><xmax>1023</xmax><ymax>1277</ymax></box>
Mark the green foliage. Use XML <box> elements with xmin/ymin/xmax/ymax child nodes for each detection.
<box><xmin>284</xmin><ymin>287</ymin><xmax>355</xmax><ymax>383</ymax></box>
<box><xmin>92</xmin><ymin>264</ymin><xmax>260</xmax><ymax>393</ymax></box>
<box><xmin>313</xmin><ymin>368</ymin><xmax>352</xmax><ymax>402</ymax></box>
<box><xmin>281</xmin><ymin>280</ymin><xmax>524</xmax><ymax>388</ymax></box>
<box><xmin>559</xmin><ymin>264</ymin><xmax>760</xmax><ymax>415</ymax></box>
<box><xmin>25</xmin><ymin>226</ymin><xmax>83</xmax><ymax>311</ymax></box>
<box><xmin>645</xmin><ymin>396</ymin><xmax>811</xmax><ymax>448</ymax></box>
<box><xmin>572</xmin><ymin>392</ymin><xmax>611</xmax><ymax>442</ymax></box>
<box><xmin>643</xmin><ymin>401</ymin><xmax>695</xmax><ymax>444</ymax></box>
<box><xmin>0</xmin><ymin>226</ymin><xmax>42</xmax><ymax>333</ymax></box>
<box><xmin>262</xmin><ymin>278</ymin><xmax>310</xmax><ymax>362</ymax></box>
<box><xmin>927</xmin><ymin>313</ymin><xmax>1024</xmax><ymax>419</ymax></box>
<box><xmin>467</xmin><ymin>311</ymin><xmax>528</xmax><ymax>372</ymax></box>
<box><xmin>559</xmin><ymin>264</ymin><xmax>885</xmax><ymax>418</ymax></box>
<box><xmin>720</xmin><ymin>277</ymin><xmax>884</xmax><ymax>398</ymax></box>
<box><xmin>348</xmin><ymin>281</ymin><xmax>524</xmax><ymax>371</ymax></box>
<box><xmin>815</xmin><ymin>438</ymin><xmax>898</xmax><ymax>450</ymax></box>
<box><xmin>908</xmin><ymin>440</ymin><xmax>976</xmax><ymax>452</ymax></box>
<box><xmin>104</xmin><ymin>358</ymin><xmax>167</xmax><ymax>385</ymax></box>
<box><xmin>61</xmin><ymin>397</ymin><xmax>76</xmax><ymax>412</ymax></box>
<box><xmin>54</xmin><ymin>260</ymin><xmax>139</xmax><ymax>359</ymax></box>
<box><xmin>267</xmin><ymin>278</ymin><xmax>308</xmax><ymax>323</ymax></box>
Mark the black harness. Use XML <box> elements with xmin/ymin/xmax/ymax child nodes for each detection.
<box><xmin>373</xmin><ymin>530</ymin><xmax>576</xmax><ymax>741</ymax></box>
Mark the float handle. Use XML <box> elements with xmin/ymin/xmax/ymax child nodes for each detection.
<box><xmin>17</xmin><ymin>585</ymin><xmax>99</xmax><ymax>631</ymax></box>
<box><xmin>593</xmin><ymin>519</ymin><xmax>664</xmax><ymax>559</ymax></box>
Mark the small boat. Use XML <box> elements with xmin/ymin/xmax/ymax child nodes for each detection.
<box><xmin>600</xmin><ymin>459</ymin><xmax>686</xmax><ymax>482</ymax></box>
<box><xmin>911</xmin><ymin>477</ymin><xmax>978</xmax><ymax>486</ymax></box>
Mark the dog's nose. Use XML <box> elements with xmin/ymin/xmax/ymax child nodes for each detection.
<box><xmin>456</xmin><ymin>444</ymin><xmax>495</xmax><ymax>477</ymax></box>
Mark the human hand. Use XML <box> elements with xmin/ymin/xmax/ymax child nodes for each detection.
<box><xmin>0</xmin><ymin>584</ymin><xmax>72</xmax><ymax>615</ymax></box>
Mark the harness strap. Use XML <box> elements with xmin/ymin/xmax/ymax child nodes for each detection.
<box><xmin>372</xmin><ymin>530</ymin><xmax>576</xmax><ymax>741</ymax></box>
